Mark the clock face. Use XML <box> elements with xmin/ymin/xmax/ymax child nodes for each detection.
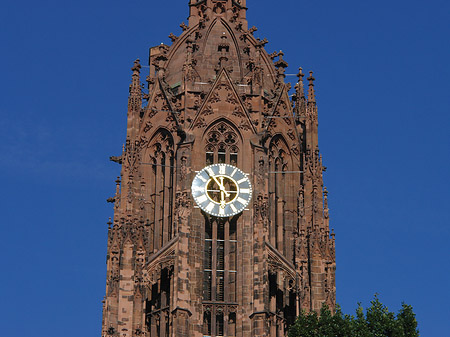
<box><xmin>191</xmin><ymin>163</ymin><xmax>252</xmax><ymax>217</ymax></box>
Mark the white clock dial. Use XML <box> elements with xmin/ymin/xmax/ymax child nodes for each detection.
<box><xmin>191</xmin><ymin>163</ymin><xmax>252</xmax><ymax>217</ymax></box>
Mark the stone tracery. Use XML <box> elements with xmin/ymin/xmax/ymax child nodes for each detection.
<box><xmin>102</xmin><ymin>1</ymin><xmax>336</xmax><ymax>336</ymax></box>
<box><xmin>204</xmin><ymin>120</ymin><xmax>241</xmax><ymax>165</ymax></box>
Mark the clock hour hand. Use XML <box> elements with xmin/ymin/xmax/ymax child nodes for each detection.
<box><xmin>208</xmin><ymin>171</ymin><xmax>230</xmax><ymax>197</ymax></box>
<box><xmin>220</xmin><ymin>190</ymin><xmax>226</xmax><ymax>208</ymax></box>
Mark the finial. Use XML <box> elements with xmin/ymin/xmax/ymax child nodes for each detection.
<box><xmin>249</xmin><ymin>26</ymin><xmax>258</xmax><ymax>35</ymax></box>
<box><xmin>308</xmin><ymin>71</ymin><xmax>315</xmax><ymax>84</ymax></box>
<box><xmin>255</xmin><ymin>38</ymin><xmax>268</xmax><ymax>48</ymax></box>
<box><xmin>297</xmin><ymin>67</ymin><xmax>304</xmax><ymax>80</ymax></box>
<box><xmin>168</xmin><ymin>33</ymin><xmax>178</xmax><ymax>43</ymax></box>
<box><xmin>131</xmin><ymin>59</ymin><xmax>141</xmax><ymax>74</ymax></box>
<box><xmin>180</xmin><ymin>22</ymin><xmax>188</xmax><ymax>31</ymax></box>
<box><xmin>274</xmin><ymin>50</ymin><xmax>288</xmax><ymax>69</ymax></box>
<box><xmin>269</xmin><ymin>51</ymin><xmax>278</xmax><ymax>60</ymax></box>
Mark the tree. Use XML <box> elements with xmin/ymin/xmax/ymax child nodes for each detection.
<box><xmin>288</xmin><ymin>295</ymin><xmax>419</xmax><ymax>337</ymax></box>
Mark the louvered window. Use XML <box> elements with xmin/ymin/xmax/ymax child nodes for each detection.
<box><xmin>203</xmin><ymin>217</ymin><xmax>238</xmax><ymax>336</ymax></box>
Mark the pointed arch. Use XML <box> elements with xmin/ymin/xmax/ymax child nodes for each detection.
<box><xmin>268</xmin><ymin>134</ymin><xmax>292</xmax><ymax>171</ymax></box>
<box><xmin>142</xmin><ymin>128</ymin><xmax>175</xmax><ymax>252</ymax></box>
<box><xmin>268</xmin><ymin>134</ymin><xmax>292</xmax><ymax>253</ymax></box>
<box><xmin>202</xmin><ymin>118</ymin><xmax>242</xmax><ymax>166</ymax></box>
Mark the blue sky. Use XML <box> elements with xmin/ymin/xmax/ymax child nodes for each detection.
<box><xmin>1</xmin><ymin>0</ymin><xmax>449</xmax><ymax>335</ymax></box>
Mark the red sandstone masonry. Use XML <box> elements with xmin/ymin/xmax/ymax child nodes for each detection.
<box><xmin>101</xmin><ymin>1</ymin><xmax>336</xmax><ymax>336</ymax></box>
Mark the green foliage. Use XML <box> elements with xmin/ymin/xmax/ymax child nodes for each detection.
<box><xmin>288</xmin><ymin>296</ymin><xmax>419</xmax><ymax>337</ymax></box>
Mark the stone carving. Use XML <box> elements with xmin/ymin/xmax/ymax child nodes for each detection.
<box><xmin>205</xmin><ymin>121</ymin><xmax>239</xmax><ymax>154</ymax></box>
<box><xmin>226</xmin><ymin>91</ymin><xmax>238</xmax><ymax>105</ymax></box>
<box><xmin>238</xmin><ymin>120</ymin><xmax>251</xmax><ymax>131</ymax></box>
<box><xmin>148</xmin><ymin>108</ymin><xmax>158</xmax><ymax>119</ymax></box>
<box><xmin>213</xmin><ymin>1</ymin><xmax>225</xmax><ymax>15</ymax></box>
<box><xmin>124</xmin><ymin>140</ymin><xmax>141</xmax><ymax>175</ymax></box>
<box><xmin>202</xmin><ymin>104</ymin><xmax>214</xmax><ymax>116</ymax></box>
<box><xmin>144</xmin><ymin>245</ymin><xmax>176</xmax><ymax>286</ymax></box>
<box><xmin>209</xmin><ymin>90</ymin><xmax>221</xmax><ymax>104</ymax></box>
<box><xmin>304</xmin><ymin>147</ymin><xmax>323</xmax><ymax>182</ymax></box>
<box><xmin>254</xmin><ymin>194</ymin><xmax>268</xmax><ymax>221</ymax></box>
<box><xmin>168</xmin><ymin>33</ymin><xmax>177</xmax><ymax>42</ymax></box>
<box><xmin>175</xmin><ymin>191</ymin><xmax>192</xmax><ymax>222</ymax></box>
<box><xmin>179</xmin><ymin>22</ymin><xmax>188</xmax><ymax>31</ymax></box>
<box><xmin>194</xmin><ymin>116</ymin><xmax>207</xmax><ymax>129</ymax></box>
<box><xmin>232</xmin><ymin>106</ymin><xmax>245</xmax><ymax>118</ymax></box>
<box><xmin>267</xmin><ymin>254</ymin><xmax>296</xmax><ymax>289</ymax></box>
<box><xmin>179</xmin><ymin>152</ymin><xmax>188</xmax><ymax>183</ymax></box>
<box><xmin>287</xmin><ymin>129</ymin><xmax>295</xmax><ymax>141</ymax></box>
<box><xmin>291</xmin><ymin>142</ymin><xmax>300</xmax><ymax>157</ymax></box>
<box><xmin>144</xmin><ymin>121</ymin><xmax>153</xmax><ymax>133</ymax></box>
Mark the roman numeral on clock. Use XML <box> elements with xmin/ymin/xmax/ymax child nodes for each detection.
<box><xmin>237</xmin><ymin>177</ymin><xmax>247</xmax><ymax>184</ymax></box>
<box><xmin>197</xmin><ymin>194</ymin><xmax>208</xmax><ymax>203</ymax></box>
<box><xmin>230</xmin><ymin>204</ymin><xmax>237</xmax><ymax>213</ymax></box>
<box><xmin>205</xmin><ymin>202</ymin><xmax>214</xmax><ymax>213</ymax></box>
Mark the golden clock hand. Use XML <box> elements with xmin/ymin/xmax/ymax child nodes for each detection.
<box><xmin>219</xmin><ymin>176</ymin><xmax>231</xmax><ymax>198</ymax></box>
<box><xmin>208</xmin><ymin>172</ymin><xmax>230</xmax><ymax>197</ymax></box>
<box><xmin>220</xmin><ymin>190</ymin><xmax>226</xmax><ymax>208</ymax></box>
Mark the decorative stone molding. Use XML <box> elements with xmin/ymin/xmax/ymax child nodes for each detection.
<box><xmin>143</xmin><ymin>237</ymin><xmax>178</xmax><ymax>286</ymax></box>
<box><xmin>266</xmin><ymin>242</ymin><xmax>297</xmax><ymax>287</ymax></box>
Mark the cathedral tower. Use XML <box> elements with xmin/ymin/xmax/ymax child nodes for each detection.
<box><xmin>102</xmin><ymin>1</ymin><xmax>336</xmax><ymax>336</ymax></box>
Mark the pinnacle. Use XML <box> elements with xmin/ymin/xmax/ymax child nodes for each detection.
<box><xmin>308</xmin><ymin>71</ymin><xmax>316</xmax><ymax>103</ymax></box>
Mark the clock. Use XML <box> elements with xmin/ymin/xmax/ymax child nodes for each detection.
<box><xmin>191</xmin><ymin>163</ymin><xmax>252</xmax><ymax>217</ymax></box>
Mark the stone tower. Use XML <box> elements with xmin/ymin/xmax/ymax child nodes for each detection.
<box><xmin>101</xmin><ymin>1</ymin><xmax>336</xmax><ymax>336</ymax></box>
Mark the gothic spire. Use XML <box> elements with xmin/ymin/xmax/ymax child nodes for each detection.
<box><xmin>295</xmin><ymin>67</ymin><xmax>307</xmax><ymax>120</ymax></box>
<box><xmin>296</xmin><ymin>67</ymin><xmax>305</xmax><ymax>99</ymax></box>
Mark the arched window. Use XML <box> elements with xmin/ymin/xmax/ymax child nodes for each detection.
<box><xmin>143</xmin><ymin>129</ymin><xmax>175</xmax><ymax>252</ymax></box>
<box><xmin>268</xmin><ymin>135</ymin><xmax>290</xmax><ymax>253</ymax></box>
<box><xmin>204</xmin><ymin>120</ymin><xmax>240</xmax><ymax>166</ymax></box>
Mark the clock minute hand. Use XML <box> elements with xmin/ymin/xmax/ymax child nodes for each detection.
<box><xmin>208</xmin><ymin>172</ymin><xmax>230</xmax><ymax>197</ymax></box>
<box><xmin>214</xmin><ymin>176</ymin><xmax>231</xmax><ymax>198</ymax></box>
